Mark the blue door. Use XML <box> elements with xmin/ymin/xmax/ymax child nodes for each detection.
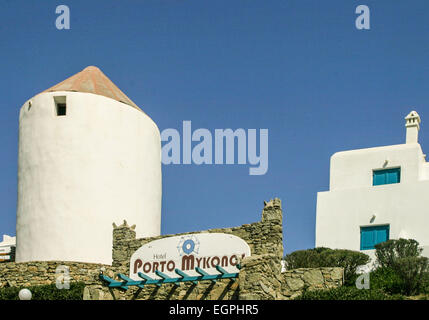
<box><xmin>360</xmin><ymin>225</ymin><xmax>389</xmax><ymax>250</ymax></box>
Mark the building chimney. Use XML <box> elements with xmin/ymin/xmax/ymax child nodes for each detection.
<box><xmin>405</xmin><ymin>110</ymin><xmax>421</xmax><ymax>144</ymax></box>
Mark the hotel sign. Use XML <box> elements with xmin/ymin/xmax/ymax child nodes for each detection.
<box><xmin>129</xmin><ymin>233</ymin><xmax>251</xmax><ymax>280</ymax></box>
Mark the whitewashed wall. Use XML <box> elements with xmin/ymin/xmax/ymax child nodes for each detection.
<box><xmin>16</xmin><ymin>91</ymin><xmax>162</xmax><ymax>265</ymax></box>
<box><xmin>316</xmin><ymin>142</ymin><xmax>429</xmax><ymax>261</ymax></box>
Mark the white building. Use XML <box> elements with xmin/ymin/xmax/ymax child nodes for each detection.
<box><xmin>16</xmin><ymin>66</ymin><xmax>162</xmax><ymax>265</ymax></box>
<box><xmin>316</xmin><ymin>111</ymin><xmax>429</xmax><ymax>266</ymax></box>
<box><xmin>0</xmin><ymin>235</ymin><xmax>16</xmax><ymax>262</ymax></box>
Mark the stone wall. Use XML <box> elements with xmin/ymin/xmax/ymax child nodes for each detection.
<box><xmin>84</xmin><ymin>257</ymin><xmax>343</xmax><ymax>300</ymax></box>
<box><xmin>281</xmin><ymin>267</ymin><xmax>344</xmax><ymax>299</ymax></box>
<box><xmin>237</xmin><ymin>255</ymin><xmax>343</xmax><ymax>300</ymax></box>
<box><xmin>85</xmin><ymin>198</ymin><xmax>284</xmax><ymax>300</ymax></box>
<box><xmin>0</xmin><ymin>198</ymin><xmax>344</xmax><ymax>300</ymax></box>
<box><xmin>0</xmin><ymin>261</ymin><xmax>114</xmax><ymax>288</ymax></box>
<box><xmin>238</xmin><ymin>254</ymin><xmax>284</xmax><ymax>300</ymax></box>
<box><xmin>112</xmin><ymin>198</ymin><xmax>283</xmax><ymax>268</ymax></box>
<box><xmin>85</xmin><ymin>198</ymin><xmax>343</xmax><ymax>300</ymax></box>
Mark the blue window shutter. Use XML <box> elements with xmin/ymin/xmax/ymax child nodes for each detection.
<box><xmin>373</xmin><ymin>171</ymin><xmax>386</xmax><ymax>186</ymax></box>
<box><xmin>361</xmin><ymin>225</ymin><xmax>389</xmax><ymax>250</ymax></box>
<box><xmin>373</xmin><ymin>168</ymin><xmax>400</xmax><ymax>186</ymax></box>
<box><xmin>386</xmin><ymin>169</ymin><xmax>400</xmax><ymax>184</ymax></box>
<box><xmin>361</xmin><ymin>228</ymin><xmax>375</xmax><ymax>250</ymax></box>
<box><xmin>375</xmin><ymin>226</ymin><xmax>389</xmax><ymax>244</ymax></box>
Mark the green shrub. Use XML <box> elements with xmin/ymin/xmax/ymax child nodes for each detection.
<box><xmin>375</xmin><ymin>239</ymin><xmax>422</xmax><ymax>269</ymax></box>
<box><xmin>0</xmin><ymin>282</ymin><xmax>86</xmax><ymax>300</ymax></box>
<box><xmin>284</xmin><ymin>247</ymin><xmax>331</xmax><ymax>269</ymax></box>
<box><xmin>374</xmin><ymin>239</ymin><xmax>429</xmax><ymax>296</ymax></box>
<box><xmin>423</xmin><ymin>272</ymin><xmax>429</xmax><ymax>294</ymax></box>
<box><xmin>284</xmin><ymin>247</ymin><xmax>370</xmax><ymax>284</ymax></box>
<box><xmin>0</xmin><ymin>286</ymin><xmax>20</xmax><ymax>300</ymax></box>
<box><xmin>294</xmin><ymin>286</ymin><xmax>404</xmax><ymax>300</ymax></box>
<box><xmin>369</xmin><ymin>267</ymin><xmax>404</xmax><ymax>294</ymax></box>
<box><xmin>392</xmin><ymin>256</ymin><xmax>428</xmax><ymax>296</ymax></box>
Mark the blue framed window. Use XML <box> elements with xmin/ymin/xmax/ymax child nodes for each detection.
<box><xmin>373</xmin><ymin>168</ymin><xmax>400</xmax><ymax>186</ymax></box>
<box><xmin>360</xmin><ymin>225</ymin><xmax>390</xmax><ymax>250</ymax></box>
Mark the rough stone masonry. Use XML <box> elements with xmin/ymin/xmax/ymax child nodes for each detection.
<box><xmin>86</xmin><ymin>198</ymin><xmax>344</xmax><ymax>300</ymax></box>
<box><xmin>0</xmin><ymin>198</ymin><xmax>344</xmax><ymax>300</ymax></box>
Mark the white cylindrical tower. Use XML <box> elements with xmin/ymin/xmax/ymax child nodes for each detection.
<box><xmin>16</xmin><ymin>66</ymin><xmax>162</xmax><ymax>264</ymax></box>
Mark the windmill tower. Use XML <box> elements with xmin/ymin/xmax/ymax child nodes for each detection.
<box><xmin>16</xmin><ymin>66</ymin><xmax>162</xmax><ymax>264</ymax></box>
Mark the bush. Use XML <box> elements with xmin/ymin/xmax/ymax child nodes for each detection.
<box><xmin>375</xmin><ymin>238</ymin><xmax>422</xmax><ymax>269</ymax></box>
<box><xmin>0</xmin><ymin>282</ymin><xmax>86</xmax><ymax>300</ymax></box>
<box><xmin>284</xmin><ymin>247</ymin><xmax>331</xmax><ymax>269</ymax></box>
<box><xmin>392</xmin><ymin>256</ymin><xmax>428</xmax><ymax>295</ymax></box>
<box><xmin>294</xmin><ymin>286</ymin><xmax>404</xmax><ymax>300</ymax></box>
<box><xmin>284</xmin><ymin>247</ymin><xmax>370</xmax><ymax>284</ymax></box>
<box><xmin>369</xmin><ymin>267</ymin><xmax>404</xmax><ymax>294</ymax></box>
<box><xmin>374</xmin><ymin>239</ymin><xmax>429</xmax><ymax>296</ymax></box>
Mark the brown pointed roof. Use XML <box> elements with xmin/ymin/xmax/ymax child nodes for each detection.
<box><xmin>42</xmin><ymin>66</ymin><xmax>142</xmax><ymax>112</ymax></box>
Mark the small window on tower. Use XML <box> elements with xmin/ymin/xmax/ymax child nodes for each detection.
<box><xmin>56</xmin><ymin>103</ymin><xmax>67</xmax><ymax>116</ymax></box>
<box><xmin>54</xmin><ymin>96</ymin><xmax>67</xmax><ymax>116</ymax></box>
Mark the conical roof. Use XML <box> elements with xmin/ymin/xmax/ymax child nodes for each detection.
<box><xmin>42</xmin><ymin>66</ymin><xmax>142</xmax><ymax>112</ymax></box>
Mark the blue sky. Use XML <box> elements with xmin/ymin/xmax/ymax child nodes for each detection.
<box><xmin>1</xmin><ymin>0</ymin><xmax>429</xmax><ymax>254</ymax></box>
